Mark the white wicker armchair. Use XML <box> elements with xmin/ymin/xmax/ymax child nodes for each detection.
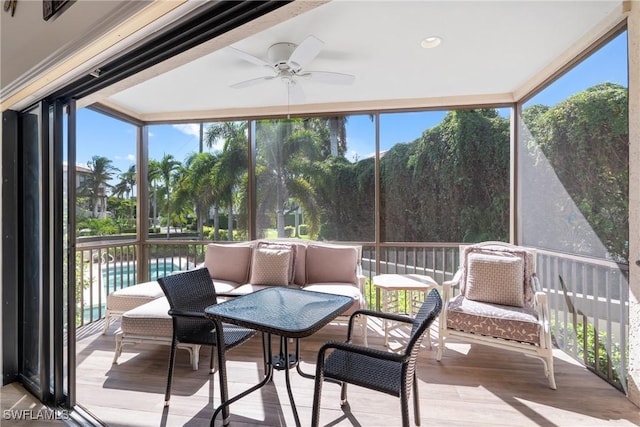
<box><xmin>437</xmin><ymin>241</ymin><xmax>556</xmax><ymax>389</ymax></box>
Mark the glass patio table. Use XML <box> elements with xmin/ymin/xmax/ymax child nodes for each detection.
<box><xmin>204</xmin><ymin>286</ymin><xmax>354</xmax><ymax>427</ymax></box>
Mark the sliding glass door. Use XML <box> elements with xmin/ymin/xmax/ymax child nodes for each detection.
<box><xmin>18</xmin><ymin>99</ymin><xmax>75</xmax><ymax>407</ymax></box>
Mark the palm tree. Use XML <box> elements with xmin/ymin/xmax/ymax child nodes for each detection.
<box><xmin>255</xmin><ymin>119</ymin><xmax>321</xmax><ymax>237</ymax></box>
<box><xmin>117</xmin><ymin>165</ymin><xmax>137</xmax><ymax>199</ymax></box>
<box><xmin>205</xmin><ymin>121</ymin><xmax>248</xmax><ymax>241</ymax></box>
<box><xmin>174</xmin><ymin>152</ymin><xmax>218</xmax><ymax>240</ymax></box>
<box><xmin>78</xmin><ymin>155</ymin><xmax>120</xmax><ymax>218</ymax></box>
<box><xmin>148</xmin><ymin>160</ymin><xmax>161</xmax><ymax>231</ymax></box>
<box><xmin>110</xmin><ymin>165</ymin><xmax>137</xmax><ymax>223</ymax></box>
<box><xmin>154</xmin><ymin>154</ymin><xmax>181</xmax><ymax>238</ymax></box>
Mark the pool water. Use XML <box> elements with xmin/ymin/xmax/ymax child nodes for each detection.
<box><xmin>83</xmin><ymin>259</ymin><xmax>186</xmax><ymax>323</ymax></box>
<box><xmin>101</xmin><ymin>261</ymin><xmax>183</xmax><ymax>288</ymax></box>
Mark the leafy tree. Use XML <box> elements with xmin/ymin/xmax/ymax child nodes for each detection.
<box><xmin>380</xmin><ymin>109</ymin><xmax>510</xmax><ymax>242</ymax></box>
<box><xmin>205</xmin><ymin>122</ymin><xmax>249</xmax><ymax>240</ymax></box>
<box><xmin>113</xmin><ymin>165</ymin><xmax>136</xmax><ymax>199</ymax></box>
<box><xmin>174</xmin><ymin>152</ymin><xmax>218</xmax><ymax>240</ymax></box>
<box><xmin>152</xmin><ymin>154</ymin><xmax>181</xmax><ymax>238</ymax></box>
<box><xmin>522</xmin><ymin>83</ymin><xmax>628</xmax><ymax>261</ymax></box>
<box><xmin>111</xmin><ymin>165</ymin><xmax>137</xmax><ymax>223</ymax></box>
<box><xmin>313</xmin><ymin>155</ymin><xmax>375</xmax><ymax>240</ymax></box>
<box><xmin>77</xmin><ymin>155</ymin><xmax>120</xmax><ymax>218</ymax></box>
<box><xmin>255</xmin><ymin>119</ymin><xmax>322</xmax><ymax>237</ymax></box>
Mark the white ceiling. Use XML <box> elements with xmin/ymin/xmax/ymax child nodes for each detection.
<box><xmin>0</xmin><ymin>0</ymin><xmax>150</xmax><ymax>95</ymax></box>
<box><xmin>67</xmin><ymin>1</ymin><xmax>630</xmax><ymax>120</ymax></box>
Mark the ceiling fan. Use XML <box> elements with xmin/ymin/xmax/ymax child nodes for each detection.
<box><xmin>227</xmin><ymin>35</ymin><xmax>355</xmax><ymax>102</ymax></box>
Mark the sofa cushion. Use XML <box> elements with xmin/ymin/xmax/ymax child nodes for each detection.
<box><xmin>249</xmin><ymin>246</ymin><xmax>292</xmax><ymax>286</ymax></box>
<box><xmin>204</xmin><ymin>243</ymin><xmax>252</xmax><ymax>284</ymax></box>
<box><xmin>212</xmin><ymin>279</ymin><xmax>240</xmax><ymax>294</ymax></box>
<box><xmin>107</xmin><ymin>280</ymin><xmax>164</xmax><ymax>313</ymax></box>
<box><xmin>306</xmin><ymin>245</ymin><xmax>357</xmax><ymax>285</ymax></box>
<box><xmin>464</xmin><ymin>251</ymin><xmax>524</xmax><ymax>307</ymax></box>
<box><xmin>292</xmin><ymin>244</ymin><xmax>306</xmax><ymax>286</ymax></box>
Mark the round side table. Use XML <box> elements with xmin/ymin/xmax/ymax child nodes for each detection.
<box><xmin>372</xmin><ymin>274</ymin><xmax>439</xmax><ymax>347</ymax></box>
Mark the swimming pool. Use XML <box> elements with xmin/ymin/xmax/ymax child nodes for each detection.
<box><xmin>100</xmin><ymin>259</ymin><xmax>186</xmax><ymax>288</ymax></box>
<box><xmin>83</xmin><ymin>258</ymin><xmax>191</xmax><ymax>323</ymax></box>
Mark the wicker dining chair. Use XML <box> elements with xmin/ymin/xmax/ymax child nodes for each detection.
<box><xmin>157</xmin><ymin>268</ymin><xmax>257</xmax><ymax>407</ymax></box>
<box><xmin>311</xmin><ymin>289</ymin><xmax>442</xmax><ymax>427</ymax></box>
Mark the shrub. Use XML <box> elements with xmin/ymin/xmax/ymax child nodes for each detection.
<box><xmin>284</xmin><ymin>226</ymin><xmax>295</xmax><ymax>237</ymax></box>
<box><xmin>553</xmin><ymin>320</ymin><xmax>623</xmax><ymax>386</ymax></box>
<box><xmin>207</xmin><ymin>229</ymin><xmax>229</xmax><ymax>241</ymax></box>
<box><xmin>298</xmin><ymin>224</ymin><xmax>309</xmax><ymax>236</ymax></box>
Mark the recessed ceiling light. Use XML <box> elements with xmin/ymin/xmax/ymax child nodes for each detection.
<box><xmin>421</xmin><ymin>36</ymin><xmax>442</xmax><ymax>49</ymax></box>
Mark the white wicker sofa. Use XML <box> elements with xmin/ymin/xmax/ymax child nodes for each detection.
<box><xmin>111</xmin><ymin>239</ymin><xmax>366</xmax><ymax>369</ymax></box>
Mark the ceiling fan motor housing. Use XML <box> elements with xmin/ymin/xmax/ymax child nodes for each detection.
<box><xmin>268</xmin><ymin>42</ymin><xmax>299</xmax><ymax>70</ymax></box>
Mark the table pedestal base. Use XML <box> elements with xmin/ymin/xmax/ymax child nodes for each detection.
<box><xmin>211</xmin><ymin>334</ymin><xmax>312</xmax><ymax>427</ymax></box>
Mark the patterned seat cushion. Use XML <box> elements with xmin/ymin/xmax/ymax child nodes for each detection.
<box><xmin>107</xmin><ymin>280</ymin><xmax>164</xmax><ymax>313</ymax></box>
<box><xmin>120</xmin><ymin>297</ymin><xmax>172</xmax><ymax>338</ymax></box>
<box><xmin>446</xmin><ymin>294</ymin><xmax>540</xmax><ymax>345</ymax></box>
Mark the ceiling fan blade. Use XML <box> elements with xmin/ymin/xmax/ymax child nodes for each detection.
<box><xmin>288</xmin><ymin>35</ymin><xmax>324</xmax><ymax>69</ymax></box>
<box><xmin>299</xmin><ymin>71</ymin><xmax>355</xmax><ymax>85</ymax></box>
<box><xmin>231</xmin><ymin>75</ymin><xmax>276</xmax><ymax>89</ymax></box>
<box><xmin>227</xmin><ymin>46</ymin><xmax>272</xmax><ymax>69</ymax></box>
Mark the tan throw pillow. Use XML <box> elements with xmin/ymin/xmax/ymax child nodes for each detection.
<box><xmin>249</xmin><ymin>246</ymin><xmax>292</xmax><ymax>286</ymax></box>
<box><xmin>256</xmin><ymin>241</ymin><xmax>297</xmax><ymax>285</ymax></box>
<box><xmin>464</xmin><ymin>252</ymin><xmax>524</xmax><ymax>307</ymax></box>
<box><xmin>204</xmin><ymin>243</ymin><xmax>252</xmax><ymax>284</ymax></box>
<box><xmin>306</xmin><ymin>245</ymin><xmax>357</xmax><ymax>285</ymax></box>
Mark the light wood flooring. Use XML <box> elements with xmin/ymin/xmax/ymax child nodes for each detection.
<box><xmin>70</xmin><ymin>318</ymin><xmax>640</xmax><ymax>427</ymax></box>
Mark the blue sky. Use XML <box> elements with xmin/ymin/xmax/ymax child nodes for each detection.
<box><xmin>76</xmin><ymin>32</ymin><xmax>627</xmax><ymax>183</ymax></box>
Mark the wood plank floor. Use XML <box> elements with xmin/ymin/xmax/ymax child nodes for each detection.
<box><xmin>73</xmin><ymin>318</ymin><xmax>640</xmax><ymax>427</ymax></box>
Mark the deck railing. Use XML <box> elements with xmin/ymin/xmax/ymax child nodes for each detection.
<box><xmin>536</xmin><ymin>249</ymin><xmax>628</xmax><ymax>391</ymax></box>
<box><xmin>75</xmin><ymin>238</ymin><xmax>628</xmax><ymax>391</ymax></box>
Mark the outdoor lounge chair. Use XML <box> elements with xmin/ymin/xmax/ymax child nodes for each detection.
<box><xmin>436</xmin><ymin>241</ymin><xmax>556</xmax><ymax>389</ymax></box>
<box><xmin>311</xmin><ymin>289</ymin><xmax>442</xmax><ymax>427</ymax></box>
<box><xmin>156</xmin><ymin>268</ymin><xmax>258</xmax><ymax>407</ymax></box>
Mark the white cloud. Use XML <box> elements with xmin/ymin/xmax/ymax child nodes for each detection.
<box><xmin>127</xmin><ymin>154</ymin><xmax>135</xmax><ymax>161</ymax></box>
<box><xmin>173</xmin><ymin>124</ymin><xmax>200</xmax><ymax>138</ymax></box>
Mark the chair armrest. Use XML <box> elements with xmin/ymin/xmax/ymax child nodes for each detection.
<box><xmin>214</xmin><ymin>292</ymin><xmax>242</xmax><ymax>299</ymax></box>
<box><xmin>346</xmin><ymin>309</ymin><xmax>413</xmax><ymax>341</ymax></box>
<box><xmin>168</xmin><ymin>309</ymin><xmax>207</xmax><ymax>319</ymax></box>
<box><xmin>439</xmin><ymin>269</ymin><xmax>462</xmax><ymax>332</ymax></box>
<box><xmin>357</xmin><ymin>274</ymin><xmax>366</xmax><ymax>295</ymax></box>
<box><xmin>442</xmin><ymin>269</ymin><xmax>462</xmax><ymax>289</ymax></box>
<box><xmin>351</xmin><ymin>309</ymin><xmax>413</xmax><ymax>325</ymax></box>
<box><xmin>532</xmin><ymin>274</ymin><xmax>553</xmax><ymax>349</ymax></box>
<box><xmin>441</xmin><ymin>269</ymin><xmax>462</xmax><ymax>305</ymax></box>
<box><xmin>317</xmin><ymin>340</ymin><xmax>405</xmax><ymax>363</ymax></box>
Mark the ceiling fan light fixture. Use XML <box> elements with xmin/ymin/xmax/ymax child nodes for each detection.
<box><xmin>421</xmin><ymin>36</ymin><xmax>442</xmax><ymax>49</ymax></box>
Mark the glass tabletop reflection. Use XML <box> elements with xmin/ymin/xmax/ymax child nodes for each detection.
<box><xmin>205</xmin><ymin>286</ymin><xmax>354</xmax><ymax>338</ymax></box>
